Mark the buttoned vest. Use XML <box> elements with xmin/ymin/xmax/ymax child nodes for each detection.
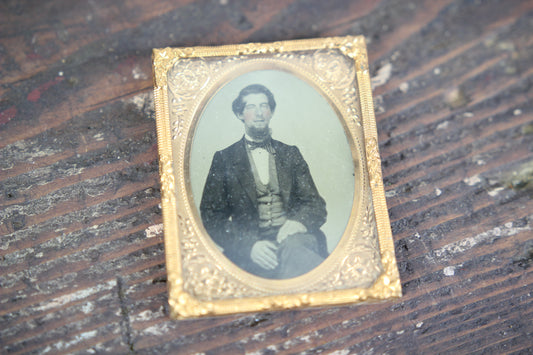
<box><xmin>246</xmin><ymin>148</ymin><xmax>287</xmax><ymax>232</ymax></box>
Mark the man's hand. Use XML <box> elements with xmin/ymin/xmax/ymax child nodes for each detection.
<box><xmin>251</xmin><ymin>240</ymin><xmax>278</xmax><ymax>270</ymax></box>
<box><xmin>276</xmin><ymin>220</ymin><xmax>307</xmax><ymax>243</ymax></box>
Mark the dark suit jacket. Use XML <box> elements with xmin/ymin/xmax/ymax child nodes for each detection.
<box><xmin>200</xmin><ymin>137</ymin><xmax>327</xmax><ymax>271</ymax></box>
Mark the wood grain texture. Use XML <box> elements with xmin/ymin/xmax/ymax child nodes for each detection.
<box><xmin>1</xmin><ymin>0</ymin><xmax>532</xmax><ymax>353</ymax></box>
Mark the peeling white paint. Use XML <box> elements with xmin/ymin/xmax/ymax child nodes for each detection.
<box><xmin>1</xmin><ymin>142</ymin><xmax>61</xmax><ymax>170</ymax></box>
<box><xmin>436</xmin><ymin>121</ymin><xmax>449</xmax><ymax>130</ymax></box>
<box><xmin>299</xmin><ymin>335</ymin><xmax>311</xmax><ymax>343</ymax></box>
<box><xmin>82</xmin><ymin>301</ymin><xmax>94</xmax><ymax>314</ymax></box>
<box><xmin>328</xmin><ymin>350</ymin><xmax>350</xmax><ymax>355</ymax></box>
<box><xmin>252</xmin><ymin>332</ymin><xmax>266</xmax><ymax>342</ymax></box>
<box><xmin>131</xmin><ymin>308</ymin><xmax>165</xmax><ymax>322</ymax></box>
<box><xmin>488</xmin><ymin>187</ymin><xmax>505</xmax><ymax>197</ymax></box>
<box><xmin>435</xmin><ymin>188</ymin><xmax>442</xmax><ymax>196</ymax></box>
<box><xmin>371</xmin><ymin>62</ymin><xmax>392</xmax><ymax>89</ymax></box>
<box><xmin>463</xmin><ymin>175</ymin><xmax>482</xmax><ymax>186</ymax></box>
<box><xmin>132</xmin><ymin>65</ymin><xmax>148</xmax><ymax>80</ymax></box>
<box><xmin>145</xmin><ymin>223</ymin><xmax>164</xmax><ymax>238</ymax></box>
<box><xmin>46</xmin><ymin>330</ymin><xmax>98</xmax><ymax>352</ymax></box>
<box><xmin>443</xmin><ymin>266</ymin><xmax>455</xmax><ymax>276</ymax></box>
<box><xmin>143</xmin><ymin>322</ymin><xmax>172</xmax><ymax>336</ymax></box>
<box><xmin>416</xmin><ymin>322</ymin><xmax>424</xmax><ymax>328</ymax></box>
<box><xmin>267</xmin><ymin>345</ymin><xmax>278</xmax><ymax>352</ymax></box>
<box><xmin>385</xmin><ymin>190</ymin><xmax>397</xmax><ymax>198</ymax></box>
<box><xmin>431</xmin><ymin>218</ymin><xmax>531</xmax><ymax>261</ymax></box>
<box><xmin>64</xmin><ymin>330</ymin><xmax>97</xmax><ymax>349</ymax></box>
<box><xmin>124</xmin><ymin>91</ymin><xmax>154</xmax><ymax>115</ymax></box>
<box><xmin>34</xmin><ymin>280</ymin><xmax>116</xmax><ymax>312</ymax></box>
<box><xmin>399</xmin><ymin>82</ymin><xmax>409</xmax><ymax>93</ymax></box>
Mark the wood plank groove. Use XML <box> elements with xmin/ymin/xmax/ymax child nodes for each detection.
<box><xmin>374</xmin><ymin>3</ymin><xmax>533</xmax><ymax>96</ymax></box>
<box><xmin>386</xmin><ymin>146</ymin><xmax>532</xmax><ymax>225</ymax></box>
<box><xmin>377</xmin><ymin>60</ymin><xmax>532</xmax><ymax>146</ymax></box>
<box><xmin>0</xmin><ymin>222</ymin><xmax>161</xmax><ymax>305</ymax></box>
<box><xmin>0</xmin><ymin>1</ymin><xmax>193</xmax><ymax>84</ymax></box>
<box><xmin>127</xmin><ymin>254</ymin><xmax>528</xmax><ymax>350</ymax></box>
<box><xmin>0</xmin><ymin>75</ymin><xmax>151</xmax><ymax>149</ymax></box>
<box><xmin>0</xmin><ymin>204</ymin><xmax>161</xmax><ymax>303</ymax></box>
<box><xmin>0</xmin><ymin>191</ymin><xmax>160</xmax><ymax>260</ymax></box>
<box><xmin>2</xmin><ymin>289</ymin><xmax>121</xmax><ymax>350</ymax></box>
<box><xmin>398</xmin><ymin>228</ymin><xmax>532</xmax><ymax>287</ymax></box>
<box><xmin>474</xmin><ymin>333</ymin><xmax>532</xmax><ymax>355</ymax></box>
<box><xmin>1</xmin><ymin>176</ymin><xmax>158</xmax><ymax>235</ymax></box>
<box><xmin>1</xmin><ymin>262</ymin><xmax>166</xmax><ymax>341</ymax></box>
<box><xmin>9</xmin><ymin>319</ymin><xmax>123</xmax><ymax>355</ymax></box>
<box><xmin>424</xmin><ymin>305</ymin><xmax>532</xmax><ymax>353</ymax></box>
<box><xmin>385</xmin><ymin>141</ymin><xmax>526</xmax><ymax>211</ymax></box>
<box><xmin>369</xmin><ymin>0</ymin><xmax>457</xmax><ymax>61</ymax></box>
<box><xmin>387</xmin><ymin>172</ymin><xmax>530</xmax><ymax>237</ymax></box>
<box><xmin>315</xmin><ymin>273</ymin><xmax>533</xmax><ymax>354</ymax></box>
<box><xmin>137</xmin><ymin>266</ymin><xmax>531</xmax><ymax>354</ymax></box>
<box><xmin>381</xmin><ymin>107</ymin><xmax>531</xmax><ymax>182</ymax></box>
<box><xmin>132</xmin><ymin>235</ymin><xmax>528</xmax><ymax>344</ymax></box>
<box><xmin>0</xmin><ymin>138</ymin><xmax>156</xmax><ymax>208</ymax></box>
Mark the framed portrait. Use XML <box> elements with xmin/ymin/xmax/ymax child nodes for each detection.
<box><xmin>152</xmin><ymin>36</ymin><xmax>401</xmax><ymax>319</ymax></box>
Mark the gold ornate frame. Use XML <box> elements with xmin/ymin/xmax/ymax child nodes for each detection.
<box><xmin>152</xmin><ymin>36</ymin><xmax>401</xmax><ymax>319</ymax></box>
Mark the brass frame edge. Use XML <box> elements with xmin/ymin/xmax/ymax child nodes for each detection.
<box><xmin>152</xmin><ymin>37</ymin><xmax>402</xmax><ymax>319</ymax></box>
<box><xmin>152</xmin><ymin>52</ymin><xmax>184</xmax><ymax>318</ymax></box>
<box><xmin>356</xmin><ymin>41</ymin><xmax>402</xmax><ymax>297</ymax></box>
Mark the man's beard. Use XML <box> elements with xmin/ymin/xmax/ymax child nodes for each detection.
<box><xmin>246</xmin><ymin>126</ymin><xmax>271</xmax><ymax>141</ymax></box>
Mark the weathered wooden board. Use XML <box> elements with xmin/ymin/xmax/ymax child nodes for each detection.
<box><xmin>1</xmin><ymin>0</ymin><xmax>532</xmax><ymax>353</ymax></box>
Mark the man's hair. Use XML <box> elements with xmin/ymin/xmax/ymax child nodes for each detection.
<box><xmin>232</xmin><ymin>84</ymin><xmax>276</xmax><ymax>116</ymax></box>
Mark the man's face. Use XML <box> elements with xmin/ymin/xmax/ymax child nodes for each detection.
<box><xmin>238</xmin><ymin>93</ymin><xmax>273</xmax><ymax>138</ymax></box>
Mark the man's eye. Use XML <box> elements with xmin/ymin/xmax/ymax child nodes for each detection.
<box><xmin>260</xmin><ymin>104</ymin><xmax>270</xmax><ymax>110</ymax></box>
<box><xmin>245</xmin><ymin>105</ymin><xmax>256</xmax><ymax>110</ymax></box>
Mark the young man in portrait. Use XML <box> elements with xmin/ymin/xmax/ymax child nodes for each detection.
<box><xmin>200</xmin><ymin>84</ymin><xmax>328</xmax><ymax>279</ymax></box>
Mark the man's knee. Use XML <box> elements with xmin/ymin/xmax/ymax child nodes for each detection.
<box><xmin>277</xmin><ymin>233</ymin><xmax>324</xmax><ymax>278</ymax></box>
<box><xmin>281</xmin><ymin>232</ymin><xmax>318</xmax><ymax>251</ymax></box>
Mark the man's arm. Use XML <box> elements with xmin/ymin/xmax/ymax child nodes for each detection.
<box><xmin>285</xmin><ymin>146</ymin><xmax>327</xmax><ymax>231</ymax></box>
<box><xmin>200</xmin><ymin>151</ymin><xmax>260</xmax><ymax>265</ymax></box>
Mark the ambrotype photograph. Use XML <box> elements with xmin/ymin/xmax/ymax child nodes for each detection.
<box><xmin>191</xmin><ymin>72</ymin><xmax>354</xmax><ymax>280</ymax></box>
<box><xmin>153</xmin><ymin>36</ymin><xmax>401</xmax><ymax>318</ymax></box>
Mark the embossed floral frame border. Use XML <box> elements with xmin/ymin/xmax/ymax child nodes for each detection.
<box><xmin>152</xmin><ymin>36</ymin><xmax>401</xmax><ymax>319</ymax></box>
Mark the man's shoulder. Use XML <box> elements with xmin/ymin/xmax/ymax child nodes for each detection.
<box><xmin>272</xmin><ymin>139</ymin><xmax>300</xmax><ymax>155</ymax></box>
<box><xmin>211</xmin><ymin>139</ymin><xmax>246</xmax><ymax>163</ymax></box>
<box><xmin>217</xmin><ymin>139</ymin><xmax>244</xmax><ymax>155</ymax></box>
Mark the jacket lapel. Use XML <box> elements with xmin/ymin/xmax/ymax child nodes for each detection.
<box><xmin>232</xmin><ymin>138</ymin><xmax>257</xmax><ymax>207</ymax></box>
<box><xmin>273</xmin><ymin>140</ymin><xmax>291</xmax><ymax>206</ymax></box>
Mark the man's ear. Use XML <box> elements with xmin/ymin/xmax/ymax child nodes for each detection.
<box><xmin>237</xmin><ymin>114</ymin><xmax>244</xmax><ymax>122</ymax></box>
